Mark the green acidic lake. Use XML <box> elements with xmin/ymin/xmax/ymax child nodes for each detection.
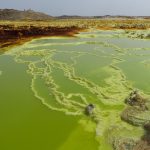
<box><xmin>1</xmin><ymin>30</ymin><xmax>150</xmax><ymax>150</ymax></box>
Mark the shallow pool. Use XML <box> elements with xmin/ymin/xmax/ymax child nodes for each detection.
<box><xmin>1</xmin><ymin>30</ymin><xmax>150</xmax><ymax>150</ymax></box>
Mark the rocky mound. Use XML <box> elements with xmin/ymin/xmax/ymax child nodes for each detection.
<box><xmin>0</xmin><ymin>9</ymin><xmax>53</xmax><ymax>20</ymax></box>
<box><xmin>121</xmin><ymin>90</ymin><xmax>150</xmax><ymax>126</ymax></box>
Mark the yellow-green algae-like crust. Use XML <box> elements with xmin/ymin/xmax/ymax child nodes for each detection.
<box><xmin>6</xmin><ymin>30</ymin><xmax>150</xmax><ymax>150</ymax></box>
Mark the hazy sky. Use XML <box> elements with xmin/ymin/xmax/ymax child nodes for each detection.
<box><xmin>0</xmin><ymin>0</ymin><xmax>150</xmax><ymax>16</ymax></box>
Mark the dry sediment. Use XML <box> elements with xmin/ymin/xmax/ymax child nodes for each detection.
<box><xmin>0</xmin><ymin>25</ymin><xmax>84</xmax><ymax>51</ymax></box>
<box><xmin>1</xmin><ymin>19</ymin><xmax>150</xmax><ymax>51</ymax></box>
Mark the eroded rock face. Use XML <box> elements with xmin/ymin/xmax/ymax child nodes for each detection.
<box><xmin>0</xmin><ymin>25</ymin><xmax>83</xmax><ymax>49</ymax></box>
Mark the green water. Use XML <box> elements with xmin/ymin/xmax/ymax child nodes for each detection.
<box><xmin>1</xmin><ymin>30</ymin><xmax>150</xmax><ymax>150</ymax></box>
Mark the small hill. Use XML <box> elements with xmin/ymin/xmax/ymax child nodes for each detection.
<box><xmin>0</xmin><ymin>9</ymin><xmax>53</xmax><ymax>20</ymax></box>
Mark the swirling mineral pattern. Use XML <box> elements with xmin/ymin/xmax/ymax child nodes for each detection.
<box><xmin>6</xmin><ymin>30</ymin><xmax>150</xmax><ymax>150</ymax></box>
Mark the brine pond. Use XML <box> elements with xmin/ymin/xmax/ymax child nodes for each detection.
<box><xmin>1</xmin><ymin>30</ymin><xmax>150</xmax><ymax>150</ymax></box>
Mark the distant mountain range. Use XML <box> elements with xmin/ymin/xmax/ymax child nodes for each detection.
<box><xmin>0</xmin><ymin>9</ymin><xmax>150</xmax><ymax>20</ymax></box>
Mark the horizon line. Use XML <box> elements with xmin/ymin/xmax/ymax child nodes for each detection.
<box><xmin>0</xmin><ymin>8</ymin><xmax>150</xmax><ymax>17</ymax></box>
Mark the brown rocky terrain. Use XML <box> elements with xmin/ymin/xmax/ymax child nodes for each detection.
<box><xmin>0</xmin><ymin>23</ymin><xmax>84</xmax><ymax>52</ymax></box>
<box><xmin>0</xmin><ymin>9</ymin><xmax>150</xmax><ymax>52</ymax></box>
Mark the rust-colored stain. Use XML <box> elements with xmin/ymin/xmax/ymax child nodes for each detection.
<box><xmin>0</xmin><ymin>19</ymin><xmax>150</xmax><ymax>51</ymax></box>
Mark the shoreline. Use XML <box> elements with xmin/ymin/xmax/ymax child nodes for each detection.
<box><xmin>0</xmin><ymin>26</ymin><xmax>86</xmax><ymax>52</ymax></box>
<box><xmin>0</xmin><ymin>19</ymin><xmax>150</xmax><ymax>52</ymax></box>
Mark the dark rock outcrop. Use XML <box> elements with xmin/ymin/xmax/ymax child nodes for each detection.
<box><xmin>85</xmin><ymin>104</ymin><xmax>95</xmax><ymax>116</ymax></box>
<box><xmin>125</xmin><ymin>90</ymin><xmax>148</xmax><ymax>111</ymax></box>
